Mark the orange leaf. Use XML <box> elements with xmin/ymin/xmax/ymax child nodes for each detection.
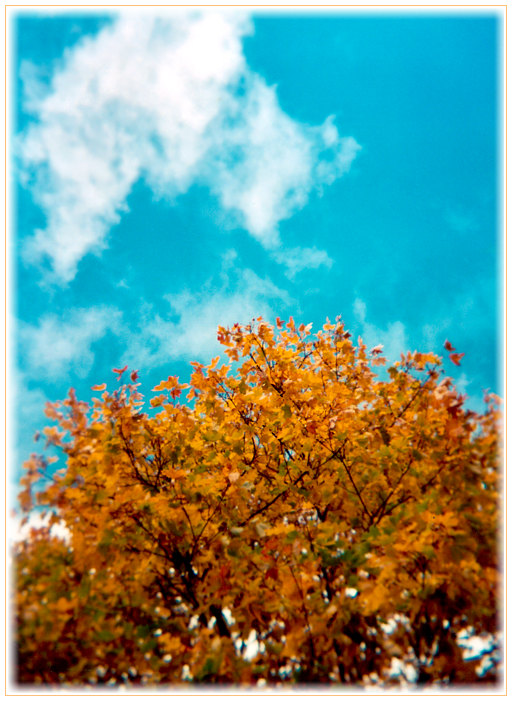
<box><xmin>449</xmin><ymin>352</ymin><xmax>464</xmax><ymax>366</ymax></box>
<box><xmin>92</xmin><ymin>383</ymin><xmax>107</xmax><ymax>391</ymax></box>
<box><xmin>113</xmin><ymin>365</ymin><xmax>128</xmax><ymax>379</ymax></box>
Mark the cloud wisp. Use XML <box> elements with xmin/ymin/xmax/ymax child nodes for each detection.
<box><xmin>19</xmin><ymin>306</ymin><xmax>122</xmax><ymax>380</ymax></box>
<box><xmin>272</xmin><ymin>245</ymin><xmax>334</xmax><ymax>279</ymax></box>
<box><xmin>353</xmin><ymin>298</ymin><xmax>408</xmax><ymax>363</ymax></box>
<box><xmin>122</xmin><ymin>255</ymin><xmax>291</xmax><ymax>369</ymax></box>
<box><xmin>17</xmin><ymin>11</ymin><xmax>359</xmax><ymax>283</ymax></box>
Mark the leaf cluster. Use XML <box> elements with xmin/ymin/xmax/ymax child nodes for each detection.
<box><xmin>14</xmin><ymin>318</ymin><xmax>502</xmax><ymax>687</ymax></box>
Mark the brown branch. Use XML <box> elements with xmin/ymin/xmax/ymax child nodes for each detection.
<box><xmin>191</xmin><ymin>482</ymin><xmax>231</xmax><ymax>558</ymax></box>
<box><xmin>334</xmin><ymin>449</ymin><xmax>372</xmax><ymax>525</ymax></box>
<box><xmin>387</xmin><ymin>373</ymin><xmax>433</xmax><ymax>430</ymax></box>
<box><xmin>369</xmin><ymin>454</ymin><xmax>415</xmax><ymax>527</ymax></box>
<box><xmin>238</xmin><ymin>470</ymin><xmax>308</xmax><ymax>527</ymax></box>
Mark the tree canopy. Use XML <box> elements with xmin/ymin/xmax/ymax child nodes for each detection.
<box><xmin>14</xmin><ymin>317</ymin><xmax>501</xmax><ymax>687</ymax></box>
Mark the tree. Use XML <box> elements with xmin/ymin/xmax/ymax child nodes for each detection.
<box><xmin>14</xmin><ymin>317</ymin><xmax>501</xmax><ymax>687</ymax></box>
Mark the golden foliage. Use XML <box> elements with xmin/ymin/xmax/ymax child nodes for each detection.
<box><xmin>14</xmin><ymin>318</ymin><xmax>501</xmax><ymax>686</ymax></box>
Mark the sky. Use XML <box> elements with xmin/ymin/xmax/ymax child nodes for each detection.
<box><xmin>8</xmin><ymin>7</ymin><xmax>503</xmax><ymax>497</ymax></box>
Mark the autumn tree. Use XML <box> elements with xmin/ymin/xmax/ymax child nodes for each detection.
<box><xmin>14</xmin><ymin>318</ymin><xmax>501</xmax><ymax>687</ymax></box>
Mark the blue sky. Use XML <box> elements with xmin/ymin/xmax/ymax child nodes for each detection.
<box><xmin>10</xmin><ymin>8</ymin><xmax>503</xmax><ymax>493</ymax></box>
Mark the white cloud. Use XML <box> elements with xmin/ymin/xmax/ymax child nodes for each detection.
<box><xmin>207</xmin><ymin>86</ymin><xmax>359</xmax><ymax>247</ymax></box>
<box><xmin>18</xmin><ymin>11</ymin><xmax>359</xmax><ymax>283</ymax></box>
<box><xmin>122</xmin><ymin>258</ymin><xmax>291</xmax><ymax>369</ymax></box>
<box><xmin>353</xmin><ymin>298</ymin><xmax>407</xmax><ymax>363</ymax></box>
<box><xmin>19</xmin><ymin>306</ymin><xmax>121</xmax><ymax>380</ymax></box>
<box><xmin>272</xmin><ymin>245</ymin><xmax>333</xmax><ymax>278</ymax></box>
